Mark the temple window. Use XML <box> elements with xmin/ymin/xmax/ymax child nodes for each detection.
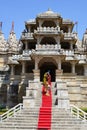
<box><xmin>28</xmin><ymin>42</ymin><xmax>36</xmax><ymax>50</ymax></box>
<box><xmin>40</xmin><ymin>37</ymin><xmax>56</xmax><ymax>45</ymax></box>
<box><xmin>62</xmin><ymin>62</ymin><xmax>71</xmax><ymax>73</ymax></box>
<box><xmin>60</xmin><ymin>42</ymin><xmax>70</xmax><ymax>49</ymax></box>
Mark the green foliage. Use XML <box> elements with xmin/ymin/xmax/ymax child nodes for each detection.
<box><xmin>0</xmin><ymin>104</ymin><xmax>7</xmax><ymax>115</ymax></box>
<box><xmin>0</xmin><ymin>109</ymin><xmax>7</xmax><ymax>115</ymax></box>
<box><xmin>81</xmin><ymin>107</ymin><xmax>87</xmax><ymax>113</ymax></box>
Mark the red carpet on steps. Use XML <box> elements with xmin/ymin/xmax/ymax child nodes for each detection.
<box><xmin>37</xmin><ymin>85</ymin><xmax>52</xmax><ymax>130</ymax></box>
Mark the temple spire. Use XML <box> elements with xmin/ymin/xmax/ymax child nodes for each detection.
<box><xmin>0</xmin><ymin>22</ymin><xmax>2</xmax><ymax>32</ymax></box>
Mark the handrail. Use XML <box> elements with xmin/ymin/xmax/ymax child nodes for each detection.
<box><xmin>70</xmin><ymin>104</ymin><xmax>87</xmax><ymax>121</ymax></box>
<box><xmin>0</xmin><ymin>103</ymin><xmax>23</xmax><ymax>122</ymax></box>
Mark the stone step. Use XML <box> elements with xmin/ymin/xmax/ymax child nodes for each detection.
<box><xmin>0</xmin><ymin>125</ymin><xmax>37</xmax><ymax>129</ymax></box>
<box><xmin>4</xmin><ymin>117</ymin><xmax>82</xmax><ymax>122</ymax></box>
<box><xmin>0</xmin><ymin>123</ymin><xmax>37</xmax><ymax>126</ymax></box>
<box><xmin>2</xmin><ymin>120</ymin><xmax>83</xmax><ymax>125</ymax></box>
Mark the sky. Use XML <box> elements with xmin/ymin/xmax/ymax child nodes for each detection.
<box><xmin>0</xmin><ymin>0</ymin><xmax>87</xmax><ymax>40</ymax></box>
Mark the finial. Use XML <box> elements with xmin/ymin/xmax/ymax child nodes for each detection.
<box><xmin>10</xmin><ymin>21</ymin><xmax>14</xmax><ymax>33</ymax></box>
<box><xmin>48</xmin><ymin>8</ymin><xmax>51</xmax><ymax>11</ymax></box>
<box><xmin>0</xmin><ymin>22</ymin><xmax>2</xmax><ymax>32</ymax></box>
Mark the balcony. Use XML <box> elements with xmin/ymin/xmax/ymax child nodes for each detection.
<box><xmin>75</xmin><ymin>54</ymin><xmax>86</xmax><ymax>64</ymax></box>
<box><xmin>36</xmin><ymin>44</ymin><xmax>60</xmax><ymax>51</ymax></box>
<box><xmin>64</xmin><ymin>33</ymin><xmax>77</xmax><ymax>40</ymax></box>
<box><xmin>21</xmin><ymin>33</ymin><xmax>34</xmax><ymax>40</ymax></box>
<box><xmin>75</xmin><ymin>54</ymin><xmax>86</xmax><ymax>60</ymax></box>
<box><xmin>35</xmin><ymin>44</ymin><xmax>75</xmax><ymax>57</ymax></box>
<box><xmin>34</xmin><ymin>26</ymin><xmax>61</xmax><ymax>34</ymax></box>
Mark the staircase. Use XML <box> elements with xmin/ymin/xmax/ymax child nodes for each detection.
<box><xmin>51</xmin><ymin>108</ymin><xmax>87</xmax><ymax>130</ymax></box>
<box><xmin>0</xmin><ymin>81</ymin><xmax>87</xmax><ymax>130</ymax></box>
<box><xmin>0</xmin><ymin>107</ymin><xmax>39</xmax><ymax>130</ymax></box>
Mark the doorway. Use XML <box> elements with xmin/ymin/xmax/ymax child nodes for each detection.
<box><xmin>40</xmin><ymin>62</ymin><xmax>57</xmax><ymax>82</ymax></box>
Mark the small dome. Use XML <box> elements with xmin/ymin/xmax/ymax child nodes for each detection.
<box><xmin>37</xmin><ymin>9</ymin><xmax>61</xmax><ymax>18</ymax></box>
<box><xmin>45</xmin><ymin>8</ymin><xmax>54</xmax><ymax>14</ymax></box>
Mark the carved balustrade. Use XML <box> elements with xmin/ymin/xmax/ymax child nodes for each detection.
<box><xmin>34</xmin><ymin>26</ymin><xmax>60</xmax><ymax>33</ymax></box>
<box><xmin>21</xmin><ymin>32</ymin><xmax>33</xmax><ymax>39</ymax></box>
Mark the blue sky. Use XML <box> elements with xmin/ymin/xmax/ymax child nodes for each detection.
<box><xmin>0</xmin><ymin>0</ymin><xmax>87</xmax><ymax>40</ymax></box>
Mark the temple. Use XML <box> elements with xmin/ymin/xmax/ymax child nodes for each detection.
<box><xmin>0</xmin><ymin>9</ymin><xmax>87</xmax><ymax>108</ymax></box>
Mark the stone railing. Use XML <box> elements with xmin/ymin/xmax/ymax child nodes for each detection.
<box><xmin>64</xmin><ymin>32</ymin><xmax>77</xmax><ymax>39</ymax></box>
<box><xmin>70</xmin><ymin>104</ymin><xmax>87</xmax><ymax>121</ymax></box>
<box><xmin>22</xmin><ymin>50</ymin><xmax>32</xmax><ymax>56</ymax></box>
<box><xmin>0</xmin><ymin>103</ymin><xmax>23</xmax><ymax>122</ymax></box>
<box><xmin>21</xmin><ymin>32</ymin><xmax>33</xmax><ymax>39</ymax></box>
<box><xmin>36</xmin><ymin>44</ymin><xmax>61</xmax><ymax>50</ymax></box>
<box><xmin>75</xmin><ymin>54</ymin><xmax>86</xmax><ymax>60</ymax></box>
<box><xmin>36</xmin><ymin>44</ymin><xmax>74</xmax><ymax>56</ymax></box>
<box><xmin>34</xmin><ymin>26</ymin><xmax>61</xmax><ymax>33</ymax></box>
<box><xmin>12</xmin><ymin>50</ymin><xmax>32</xmax><ymax>59</ymax></box>
<box><xmin>63</xmin><ymin>50</ymin><xmax>74</xmax><ymax>56</ymax></box>
<box><xmin>75</xmin><ymin>54</ymin><xmax>86</xmax><ymax>63</ymax></box>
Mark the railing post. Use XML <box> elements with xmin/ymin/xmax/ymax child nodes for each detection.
<box><xmin>77</xmin><ymin>109</ymin><xmax>79</xmax><ymax>119</ymax></box>
<box><xmin>14</xmin><ymin>107</ymin><xmax>16</xmax><ymax>117</ymax></box>
<box><xmin>0</xmin><ymin>115</ymin><xmax>2</xmax><ymax>122</ymax></box>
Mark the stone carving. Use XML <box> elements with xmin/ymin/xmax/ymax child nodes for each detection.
<box><xmin>0</xmin><ymin>32</ymin><xmax>9</xmax><ymax>52</ymax></box>
<box><xmin>8</xmin><ymin>32</ymin><xmax>22</xmax><ymax>52</ymax></box>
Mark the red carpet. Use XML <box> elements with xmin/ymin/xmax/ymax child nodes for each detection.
<box><xmin>37</xmin><ymin>85</ymin><xmax>52</xmax><ymax>130</ymax></box>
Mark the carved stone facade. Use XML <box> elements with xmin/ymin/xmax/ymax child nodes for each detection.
<box><xmin>0</xmin><ymin>9</ymin><xmax>87</xmax><ymax>108</ymax></box>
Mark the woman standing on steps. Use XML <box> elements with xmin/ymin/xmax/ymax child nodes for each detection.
<box><xmin>43</xmin><ymin>71</ymin><xmax>51</xmax><ymax>96</ymax></box>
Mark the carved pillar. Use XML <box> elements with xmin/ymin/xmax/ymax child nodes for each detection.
<box><xmin>55</xmin><ymin>19</ymin><xmax>59</xmax><ymax>26</ymax></box>
<box><xmin>11</xmin><ymin>65</ymin><xmax>15</xmax><ymax>75</ymax></box>
<box><xmin>37</xmin><ymin>36</ymin><xmax>43</xmax><ymax>45</ymax></box>
<box><xmin>39</xmin><ymin>20</ymin><xmax>43</xmax><ymax>27</ymax></box>
<box><xmin>55</xmin><ymin>36</ymin><xmax>61</xmax><ymax>49</ymax></box>
<box><xmin>25</xmin><ymin>41</ymin><xmax>28</xmax><ymax>50</ymax></box>
<box><xmin>21</xmin><ymin>61</ymin><xmax>26</xmax><ymax>84</ymax></box>
<box><xmin>68</xmin><ymin>26</ymin><xmax>71</xmax><ymax>33</ymax></box>
<box><xmin>70</xmin><ymin>61</ymin><xmax>77</xmax><ymax>75</ymax></box>
<box><xmin>70</xmin><ymin>43</ymin><xmax>73</xmax><ymax>50</ymax></box>
<box><xmin>84</xmin><ymin>64</ymin><xmax>87</xmax><ymax>76</ymax></box>
<box><xmin>6</xmin><ymin>85</ymin><xmax>10</xmax><ymax>108</ymax></box>
<box><xmin>33</xmin><ymin>69</ymin><xmax>40</xmax><ymax>81</ymax></box>
<box><xmin>22</xmin><ymin>61</ymin><xmax>26</xmax><ymax>74</ymax></box>
<box><xmin>71</xmin><ymin>62</ymin><xmax>75</xmax><ymax>74</ymax></box>
<box><xmin>33</xmin><ymin>57</ymin><xmax>40</xmax><ymax>81</ymax></box>
<box><xmin>58</xmin><ymin>58</ymin><xmax>61</xmax><ymax>70</ymax></box>
<box><xmin>55</xmin><ymin>57</ymin><xmax>63</xmax><ymax>81</ymax></box>
<box><xmin>35</xmin><ymin>58</ymin><xmax>39</xmax><ymax>70</ymax></box>
<box><xmin>28</xmin><ymin>26</ymin><xmax>30</xmax><ymax>32</ymax></box>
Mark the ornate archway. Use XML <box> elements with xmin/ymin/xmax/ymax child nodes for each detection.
<box><xmin>39</xmin><ymin>57</ymin><xmax>57</xmax><ymax>81</ymax></box>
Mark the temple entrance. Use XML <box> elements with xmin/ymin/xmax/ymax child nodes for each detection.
<box><xmin>40</xmin><ymin>62</ymin><xmax>57</xmax><ymax>82</ymax></box>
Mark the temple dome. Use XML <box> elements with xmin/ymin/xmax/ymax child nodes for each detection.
<box><xmin>37</xmin><ymin>9</ymin><xmax>61</xmax><ymax>18</ymax></box>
